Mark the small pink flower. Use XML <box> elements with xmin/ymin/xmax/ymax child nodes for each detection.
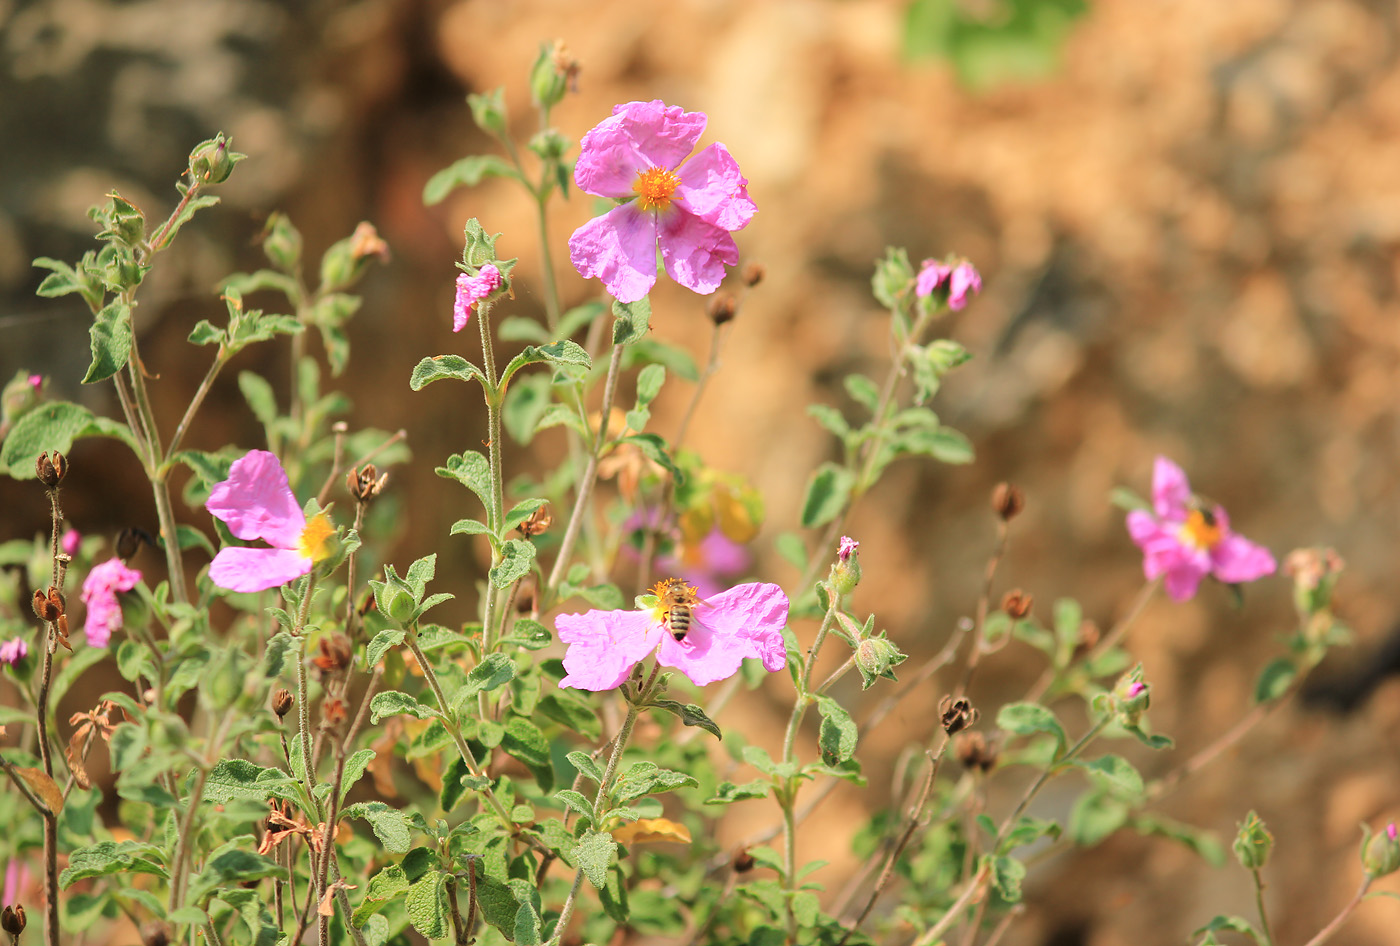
<box><xmin>27</xmin><ymin>374</ymin><xmax>42</xmax><ymax>392</ymax></box>
<box><xmin>452</xmin><ymin>263</ymin><xmax>502</xmax><ymax>332</ymax></box>
<box><xmin>916</xmin><ymin>259</ymin><xmax>981</xmax><ymax>310</ymax></box>
<box><xmin>557</xmin><ymin>579</ymin><xmax>788</xmax><ymax>690</ymax></box>
<box><xmin>568</xmin><ymin>100</ymin><xmax>756</xmax><ymax>303</ymax></box>
<box><xmin>81</xmin><ymin>557</ymin><xmax>141</xmax><ymax>647</ymax></box>
<box><xmin>0</xmin><ymin>637</ymin><xmax>26</xmax><ymax>666</ymax></box>
<box><xmin>838</xmin><ymin>536</ymin><xmax>859</xmax><ymax>563</ymax></box>
<box><xmin>61</xmin><ymin>528</ymin><xmax>81</xmax><ymax>557</ymax></box>
<box><xmin>206</xmin><ymin>450</ymin><xmax>335</xmax><ymax>593</ymax></box>
<box><xmin>1126</xmin><ymin>456</ymin><xmax>1276</xmax><ymax>602</ymax></box>
<box><xmin>656</xmin><ymin>526</ymin><xmax>752</xmax><ymax>599</ymax></box>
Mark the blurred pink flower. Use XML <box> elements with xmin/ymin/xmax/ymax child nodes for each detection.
<box><xmin>452</xmin><ymin>263</ymin><xmax>502</xmax><ymax>332</ymax></box>
<box><xmin>0</xmin><ymin>637</ymin><xmax>26</xmax><ymax>666</ymax></box>
<box><xmin>838</xmin><ymin>535</ymin><xmax>859</xmax><ymax>562</ymax></box>
<box><xmin>27</xmin><ymin>374</ymin><xmax>42</xmax><ymax>392</ymax></box>
<box><xmin>3</xmin><ymin>860</ymin><xmax>32</xmax><ymax>907</ymax></box>
<box><xmin>916</xmin><ymin>259</ymin><xmax>981</xmax><ymax>310</ymax></box>
<box><xmin>61</xmin><ymin>528</ymin><xmax>81</xmax><ymax>557</ymax></box>
<box><xmin>557</xmin><ymin>580</ymin><xmax>788</xmax><ymax>690</ymax></box>
<box><xmin>656</xmin><ymin>526</ymin><xmax>751</xmax><ymax>599</ymax></box>
<box><xmin>1126</xmin><ymin>456</ymin><xmax>1276</xmax><ymax>602</ymax></box>
<box><xmin>206</xmin><ymin>450</ymin><xmax>335</xmax><ymax>593</ymax></box>
<box><xmin>568</xmin><ymin>100</ymin><xmax>756</xmax><ymax>303</ymax></box>
<box><xmin>81</xmin><ymin>557</ymin><xmax>141</xmax><ymax>647</ymax></box>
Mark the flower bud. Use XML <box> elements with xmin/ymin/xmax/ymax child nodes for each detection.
<box><xmin>955</xmin><ymin>731</ymin><xmax>999</xmax><ymax>774</ymax></box>
<box><xmin>939</xmin><ymin>695</ymin><xmax>979</xmax><ymax>735</ymax></box>
<box><xmin>1233</xmin><ymin>810</ymin><xmax>1273</xmax><ymax>870</ymax></box>
<box><xmin>1</xmin><ymin>904</ymin><xmax>26</xmax><ymax>935</ymax></box>
<box><xmin>387</xmin><ymin>590</ymin><xmax>417</xmax><ymax>626</ymax></box>
<box><xmin>1000</xmin><ymin>589</ymin><xmax>1033</xmax><ymax>620</ymax></box>
<box><xmin>262</xmin><ymin>212</ymin><xmax>303</xmax><ymax>271</ymax></box>
<box><xmin>468</xmin><ymin>88</ymin><xmax>509</xmax><ymax>139</ymax></box>
<box><xmin>320</xmin><ymin>223</ymin><xmax>389</xmax><ymax>292</ymax></box>
<box><xmin>706</xmin><ymin>293</ymin><xmax>738</xmax><ymax>326</ymax></box>
<box><xmin>1111</xmin><ymin>668</ymin><xmax>1151</xmax><ymax>727</ymax></box>
<box><xmin>991</xmin><ymin>482</ymin><xmax>1024</xmax><ymax>521</ymax></box>
<box><xmin>188</xmin><ymin>133</ymin><xmax>244</xmax><ymax>185</ymax></box>
<box><xmin>272</xmin><ymin>688</ymin><xmax>293</xmax><ymax>719</ymax></box>
<box><xmin>1364</xmin><ymin>822</ymin><xmax>1400</xmax><ymax>877</ymax></box>
<box><xmin>97</xmin><ymin>192</ymin><xmax>147</xmax><ymax>247</ymax></box>
<box><xmin>530</xmin><ymin>40</ymin><xmax>577</xmax><ymax>109</ymax></box>
<box><xmin>35</xmin><ymin>450</ymin><xmax>67</xmax><ymax>488</ymax></box>
<box><xmin>742</xmin><ymin>262</ymin><xmax>765</xmax><ymax>288</ymax></box>
<box><xmin>829</xmin><ymin>536</ymin><xmax>861</xmax><ymax>596</ymax></box>
<box><xmin>854</xmin><ymin>636</ymin><xmax>904</xmax><ymax>688</ymax></box>
<box><xmin>528</xmin><ymin>128</ymin><xmax>571</xmax><ymax>163</ymax></box>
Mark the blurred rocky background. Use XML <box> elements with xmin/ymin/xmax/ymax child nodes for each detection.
<box><xmin>4</xmin><ymin>0</ymin><xmax>1400</xmax><ymax>943</ymax></box>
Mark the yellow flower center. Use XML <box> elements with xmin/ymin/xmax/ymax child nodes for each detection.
<box><xmin>298</xmin><ymin>513</ymin><xmax>335</xmax><ymax>563</ymax></box>
<box><xmin>1178</xmin><ymin>509</ymin><xmax>1222</xmax><ymax>552</ymax></box>
<box><xmin>633</xmin><ymin>166</ymin><xmax>680</xmax><ymax>212</ymax></box>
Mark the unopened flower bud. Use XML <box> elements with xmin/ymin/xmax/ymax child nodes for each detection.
<box><xmin>1</xmin><ymin>904</ymin><xmax>26</xmax><ymax>935</ymax></box>
<box><xmin>188</xmin><ymin>133</ymin><xmax>244</xmax><ymax>185</ymax></box>
<box><xmin>939</xmin><ymin>695</ymin><xmax>979</xmax><ymax>735</ymax></box>
<box><xmin>1000</xmin><ymin>589</ymin><xmax>1033</xmax><ymax>620</ymax></box>
<box><xmin>346</xmin><ymin>464</ymin><xmax>388</xmax><ymax>504</ymax></box>
<box><xmin>854</xmin><ymin>636</ymin><xmax>904</xmax><ymax>688</ymax></box>
<box><xmin>1233</xmin><ymin>810</ymin><xmax>1273</xmax><ymax>870</ymax></box>
<box><xmin>517</xmin><ymin>503</ymin><xmax>553</xmax><ymax>538</ymax></box>
<box><xmin>262</xmin><ymin>212</ymin><xmax>303</xmax><ymax>271</ymax></box>
<box><xmin>35</xmin><ymin>450</ymin><xmax>67</xmax><ymax>488</ymax></box>
<box><xmin>732</xmin><ymin>847</ymin><xmax>756</xmax><ymax>873</ymax></box>
<box><xmin>1111</xmin><ymin>668</ymin><xmax>1151</xmax><ymax>727</ymax></box>
<box><xmin>742</xmin><ymin>262</ymin><xmax>765</xmax><ymax>288</ymax></box>
<box><xmin>349</xmin><ymin>221</ymin><xmax>390</xmax><ymax>264</ymax></box>
<box><xmin>530</xmin><ymin>40</ymin><xmax>577</xmax><ymax>109</ymax></box>
<box><xmin>830</xmin><ymin>536</ymin><xmax>861</xmax><ymax>596</ymax></box>
<box><xmin>1364</xmin><ymin>822</ymin><xmax>1400</xmax><ymax>877</ymax></box>
<box><xmin>528</xmin><ymin>128</ymin><xmax>571</xmax><ymax>163</ymax></box>
<box><xmin>955</xmin><ymin>731</ymin><xmax>999</xmax><ymax>774</ymax></box>
<box><xmin>272</xmin><ymin>688</ymin><xmax>293</xmax><ymax>719</ymax></box>
<box><xmin>706</xmin><ymin>293</ymin><xmax>737</xmax><ymax>326</ymax></box>
<box><xmin>991</xmin><ymin>483</ymin><xmax>1024</xmax><ymax>521</ymax></box>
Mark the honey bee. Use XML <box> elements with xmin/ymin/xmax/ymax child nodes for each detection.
<box><xmin>656</xmin><ymin>578</ymin><xmax>701</xmax><ymax>642</ymax></box>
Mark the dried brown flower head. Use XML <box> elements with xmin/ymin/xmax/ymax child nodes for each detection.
<box><xmin>991</xmin><ymin>482</ymin><xmax>1024</xmax><ymax>521</ymax></box>
<box><xmin>939</xmin><ymin>695</ymin><xmax>979</xmax><ymax>735</ymax></box>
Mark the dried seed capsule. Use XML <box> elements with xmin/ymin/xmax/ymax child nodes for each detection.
<box><xmin>1000</xmin><ymin>589</ymin><xmax>1033</xmax><ymax>620</ymax></box>
<box><xmin>1</xmin><ymin>904</ymin><xmax>26</xmax><ymax>935</ymax></box>
<box><xmin>35</xmin><ymin>450</ymin><xmax>67</xmax><ymax>488</ymax></box>
<box><xmin>939</xmin><ymin>695</ymin><xmax>979</xmax><ymax>735</ymax></box>
<box><xmin>991</xmin><ymin>482</ymin><xmax>1024</xmax><ymax>521</ymax></box>
<box><xmin>272</xmin><ymin>688</ymin><xmax>294</xmax><ymax>719</ymax></box>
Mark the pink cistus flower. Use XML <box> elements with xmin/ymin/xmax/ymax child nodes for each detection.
<box><xmin>838</xmin><ymin>535</ymin><xmax>859</xmax><ymax>563</ymax></box>
<box><xmin>206</xmin><ymin>450</ymin><xmax>335</xmax><ymax>593</ymax></box>
<box><xmin>0</xmin><ymin>637</ymin><xmax>26</xmax><ymax>666</ymax></box>
<box><xmin>81</xmin><ymin>557</ymin><xmax>141</xmax><ymax>648</ymax></box>
<box><xmin>568</xmin><ymin>100</ymin><xmax>756</xmax><ymax>304</ymax></box>
<box><xmin>61</xmin><ymin>528</ymin><xmax>81</xmax><ymax>557</ymax></box>
<box><xmin>1126</xmin><ymin>456</ymin><xmax>1276</xmax><ymax>602</ymax></box>
<box><xmin>557</xmin><ymin>579</ymin><xmax>788</xmax><ymax>690</ymax></box>
<box><xmin>452</xmin><ymin>263</ymin><xmax>502</xmax><ymax>332</ymax></box>
<box><xmin>916</xmin><ymin>259</ymin><xmax>982</xmax><ymax>311</ymax></box>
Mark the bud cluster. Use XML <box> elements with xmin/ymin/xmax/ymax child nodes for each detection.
<box><xmin>1364</xmin><ymin>822</ymin><xmax>1400</xmax><ymax>878</ymax></box>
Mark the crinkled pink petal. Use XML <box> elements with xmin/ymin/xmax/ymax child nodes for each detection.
<box><xmin>0</xmin><ymin>637</ymin><xmax>26</xmax><ymax>665</ymax></box>
<box><xmin>1211</xmin><ymin>534</ymin><xmax>1276</xmax><ymax>584</ymax></box>
<box><xmin>557</xmin><ymin>609</ymin><xmax>660</xmax><ymax>691</ymax></box>
<box><xmin>574</xmin><ymin>101</ymin><xmax>707</xmax><ymax>198</ymax></box>
<box><xmin>206</xmin><ymin>450</ymin><xmax>305</xmax><ymax>548</ymax></box>
<box><xmin>699</xmin><ymin>528</ymin><xmax>751</xmax><ymax>576</ymax></box>
<box><xmin>915</xmin><ymin>260</ymin><xmax>951</xmax><ymax>298</ymax></box>
<box><xmin>1151</xmin><ymin>456</ymin><xmax>1191</xmax><ymax>521</ymax></box>
<box><xmin>81</xmin><ymin>557</ymin><xmax>140</xmax><ymax>648</ymax></box>
<box><xmin>569</xmin><ymin>203</ymin><xmax>659</xmax><ymax>303</ymax></box>
<box><xmin>1162</xmin><ymin>560</ymin><xmax>1210</xmax><ymax>602</ymax></box>
<box><xmin>658</xmin><ymin>581</ymin><xmax>789</xmax><ymax>685</ymax></box>
<box><xmin>452</xmin><ymin>264</ymin><xmax>502</xmax><ymax>333</ymax></box>
<box><xmin>674</xmin><ymin>143</ymin><xmax>756</xmax><ymax>231</ymax></box>
<box><xmin>947</xmin><ymin>263</ymin><xmax>982</xmax><ymax>310</ymax></box>
<box><xmin>658</xmin><ymin>210</ymin><xmax>739</xmax><ymax>296</ymax></box>
<box><xmin>209</xmin><ymin>546</ymin><xmax>312</xmax><ymax>594</ymax></box>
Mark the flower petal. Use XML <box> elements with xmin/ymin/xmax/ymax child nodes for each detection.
<box><xmin>207</xmin><ymin>450</ymin><xmax>306</xmax><ymax>548</ymax></box>
<box><xmin>557</xmin><ymin>608</ymin><xmax>660</xmax><ymax>691</ymax></box>
<box><xmin>569</xmin><ymin>203</ymin><xmax>659</xmax><ymax>304</ymax></box>
<box><xmin>674</xmin><ymin>143</ymin><xmax>756</xmax><ymax>231</ymax></box>
<box><xmin>1162</xmin><ymin>561</ymin><xmax>1209</xmax><ymax>602</ymax></box>
<box><xmin>574</xmin><ymin>101</ymin><xmax>707</xmax><ymax>198</ymax></box>
<box><xmin>1211</xmin><ymin>533</ymin><xmax>1276</xmax><ymax>585</ymax></box>
<box><xmin>658</xmin><ymin>210</ymin><xmax>739</xmax><ymax>296</ymax></box>
<box><xmin>947</xmin><ymin>262</ymin><xmax>982</xmax><ymax>310</ymax></box>
<box><xmin>209</xmin><ymin>546</ymin><xmax>312</xmax><ymax>593</ymax></box>
<box><xmin>658</xmin><ymin>581</ymin><xmax>789</xmax><ymax>685</ymax></box>
<box><xmin>1151</xmin><ymin>456</ymin><xmax>1191</xmax><ymax>521</ymax></box>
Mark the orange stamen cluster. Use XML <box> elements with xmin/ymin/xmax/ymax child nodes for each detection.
<box><xmin>298</xmin><ymin>513</ymin><xmax>336</xmax><ymax>563</ymax></box>
<box><xmin>633</xmin><ymin>166</ymin><xmax>680</xmax><ymax>212</ymax></box>
<box><xmin>1179</xmin><ymin>509</ymin><xmax>1222</xmax><ymax>551</ymax></box>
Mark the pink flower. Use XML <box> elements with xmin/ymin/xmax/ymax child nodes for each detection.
<box><xmin>81</xmin><ymin>557</ymin><xmax>141</xmax><ymax>647</ymax></box>
<box><xmin>1389</xmin><ymin>823</ymin><xmax>1398</xmax><ymax>842</ymax></box>
<box><xmin>838</xmin><ymin>536</ymin><xmax>859</xmax><ymax>563</ymax></box>
<box><xmin>568</xmin><ymin>100</ymin><xmax>756</xmax><ymax>303</ymax></box>
<box><xmin>61</xmin><ymin>528</ymin><xmax>81</xmax><ymax>557</ymax></box>
<box><xmin>4</xmin><ymin>860</ymin><xmax>32</xmax><ymax>907</ymax></box>
<box><xmin>452</xmin><ymin>263</ymin><xmax>502</xmax><ymax>332</ymax></box>
<box><xmin>916</xmin><ymin>259</ymin><xmax>982</xmax><ymax>310</ymax></box>
<box><xmin>0</xmin><ymin>637</ymin><xmax>26</xmax><ymax>666</ymax></box>
<box><xmin>557</xmin><ymin>579</ymin><xmax>788</xmax><ymax>690</ymax></box>
<box><xmin>656</xmin><ymin>526</ymin><xmax>752</xmax><ymax>599</ymax></box>
<box><xmin>1126</xmin><ymin>456</ymin><xmax>1276</xmax><ymax>602</ymax></box>
<box><xmin>206</xmin><ymin>450</ymin><xmax>335</xmax><ymax>593</ymax></box>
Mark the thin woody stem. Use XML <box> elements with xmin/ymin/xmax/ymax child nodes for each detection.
<box><xmin>1300</xmin><ymin>875</ymin><xmax>1372</xmax><ymax>946</ymax></box>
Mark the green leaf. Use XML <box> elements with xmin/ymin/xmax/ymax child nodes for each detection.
<box><xmin>340</xmin><ymin>749</ymin><xmax>376</xmax><ymax>803</ymax></box>
<box><xmin>987</xmin><ymin>854</ymin><xmax>1026</xmax><ymax>903</ymax></box>
<box><xmin>617</xmin><ymin>432</ymin><xmax>682</xmax><ymax>481</ymax></box>
<box><xmin>343</xmin><ymin>801</ymin><xmax>413</xmax><ymax>853</ymax></box>
<box><xmin>1132</xmin><ymin>814</ymin><xmax>1225</xmax><ymax>866</ymax></box>
<box><xmin>435</xmin><ymin>451</ymin><xmax>492</xmax><ymax>507</ymax></box>
<box><xmin>450</xmin><ymin>654</ymin><xmax>517</xmax><ymax>713</ymax></box>
<box><xmin>500</xmin><ymin>717</ymin><xmax>553</xmax><ymax>791</ymax></box>
<box><xmin>1066</xmin><ymin>790</ymin><xmax>1130</xmax><ymax>846</ymax></box>
<box><xmin>535</xmin><ymin>691</ymin><xmax>601</xmax><ymax>739</ymax></box>
<box><xmin>1254</xmin><ymin>657</ymin><xmax>1297</xmax><ymax>703</ymax></box>
<box><xmin>203</xmin><ymin>759</ymin><xmax>300</xmax><ymax>804</ymax></box>
<box><xmin>500</xmin><ymin>340</ymin><xmax>592</xmax><ymax>388</ymax></box>
<box><xmin>552</xmin><ymin>789</ymin><xmax>595</xmax><ymax>821</ymax></box>
<box><xmin>996</xmin><ymin>702</ymin><xmax>1067</xmax><ymax>754</ymax></box>
<box><xmin>635</xmin><ymin>363</ymin><xmax>666</xmax><ymax>405</ymax></box>
<box><xmin>186</xmin><ymin>320</ymin><xmax>224</xmax><ymax>346</ymax></box>
<box><xmin>816</xmin><ymin>696</ymin><xmax>858</xmax><ymax>764</ymax></box>
<box><xmin>612</xmin><ymin>297</ymin><xmax>651</xmax><ymax>345</ymax></box>
<box><xmin>365</xmin><ymin>629</ymin><xmax>405</xmax><ymax>669</ymax></box>
<box><xmin>705</xmin><ymin>779</ymin><xmax>773</xmax><ymax>805</ymax></box>
<box><xmin>422</xmin><ymin>155</ymin><xmax>519</xmax><ymax>205</ymax></box>
<box><xmin>237</xmin><ymin>371</ymin><xmax>278</xmax><ymax>427</ymax></box>
<box><xmin>844</xmin><ymin>374</ymin><xmax>880</xmax><ymax>414</ymax></box>
<box><xmin>60</xmin><ymin>840</ymin><xmax>168</xmax><ymax>887</ymax></box>
<box><xmin>1000</xmin><ymin>816</ymin><xmax>1061</xmax><ymax>853</ymax></box>
<box><xmin>501</xmin><ymin>617</ymin><xmax>553</xmax><ymax>651</ymax></box>
<box><xmin>369</xmin><ymin>690</ymin><xmax>439</xmax><ymax>724</ymax></box>
<box><xmin>502</xmin><ymin>374</ymin><xmax>553</xmax><ymax>444</ymax></box>
<box><xmin>450</xmin><ymin>518</ymin><xmax>491</xmax><ymax>537</ymax></box>
<box><xmin>1</xmin><ymin>401</ymin><xmax>137</xmax><ymax>478</ymax></box>
<box><xmin>502</xmin><ymin>499</ymin><xmax>548</xmax><ymax>534</ymax></box>
<box><xmin>567</xmin><ymin>751</ymin><xmax>605</xmax><ymax>786</ymax></box>
<box><xmin>774</xmin><ymin>531</ymin><xmax>808</xmax><ymax>572</ymax></box>
<box><xmin>1070</xmin><ymin>754</ymin><xmax>1144</xmax><ymax>799</ymax></box>
<box><xmin>1192</xmin><ymin>915</ymin><xmax>1262</xmax><ymax>943</ymax></box>
<box><xmin>410</xmin><ymin>355</ymin><xmax>487</xmax><ymax>391</ymax></box>
<box><xmin>490</xmin><ymin>539</ymin><xmax>537</xmax><ymax>589</ymax></box>
<box><xmin>33</xmin><ymin>257</ymin><xmax>85</xmax><ymax>299</ymax></box>
<box><xmin>807</xmin><ymin>404</ymin><xmax>850</xmax><ymax>439</ymax></box>
<box><xmin>613</xmin><ymin>762</ymin><xmax>700</xmax><ymax>803</ymax></box>
<box><xmin>405</xmin><ymin>870</ymin><xmax>450</xmax><ymax>939</ymax></box>
<box><xmin>799</xmin><ymin>463</ymin><xmax>854</xmax><ymax>528</ymax></box>
<box><xmin>186</xmin><ymin>848</ymin><xmax>284</xmax><ymax>906</ymax></box>
<box><xmin>651</xmin><ymin>700</ymin><xmax>722</xmax><ymax>740</ymax></box>
<box><xmin>82</xmin><ymin>302</ymin><xmax>133</xmax><ymax>383</ymax></box>
<box><xmin>575</xmin><ymin>830</ymin><xmax>616</xmax><ymax>889</ymax></box>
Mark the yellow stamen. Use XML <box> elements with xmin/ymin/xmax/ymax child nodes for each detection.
<box><xmin>1179</xmin><ymin>509</ymin><xmax>1222</xmax><ymax>551</ymax></box>
<box><xmin>298</xmin><ymin>513</ymin><xmax>335</xmax><ymax>563</ymax></box>
<box><xmin>633</xmin><ymin>166</ymin><xmax>680</xmax><ymax>212</ymax></box>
